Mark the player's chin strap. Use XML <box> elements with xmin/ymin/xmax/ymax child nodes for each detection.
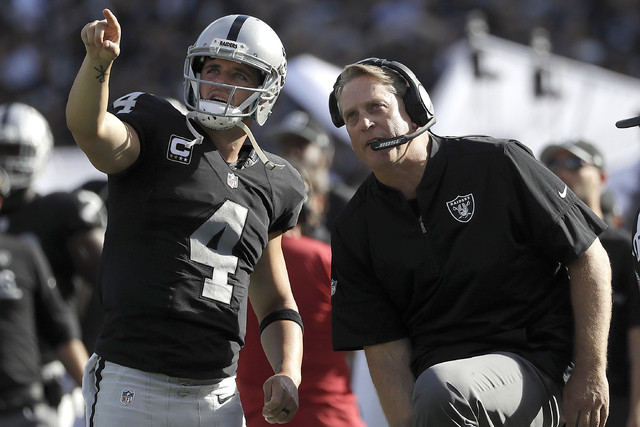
<box><xmin>185</xmin><ymin>111</ymin><xmax>204</xmax><ymax>148</ymax></box>
<box><xmin>184</xmin><ymin>112</ymin><xmax>284</xmax><ymax>171</ymax></box>
<box><xmin>235</xmin><ymin>121</ymin><xmax>284</xmax><ymax>171</ymax></box>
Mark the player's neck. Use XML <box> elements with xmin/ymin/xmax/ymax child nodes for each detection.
<box><xmin>205</xmin><ymin>124</ymin><xmax>249</xmax><ymax>164</ymax></box>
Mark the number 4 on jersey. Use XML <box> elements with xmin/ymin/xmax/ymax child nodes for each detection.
<box><xmin>190</xmin><ymin>200</ymin><xmax>248</xmax><ymax>304</ymax></box>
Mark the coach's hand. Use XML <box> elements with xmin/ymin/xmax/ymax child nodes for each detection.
<box><xmin>563</xmin><ymin>364</ymin><xmax>609</xmax><ymax>427</ymax></box>
<box><xmin>262</xmin><ymin>374</ymin><xmax>299</xmax><ymax>424</ymax></box>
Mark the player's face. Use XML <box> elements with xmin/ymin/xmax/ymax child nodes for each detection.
<box><xmin>199</xmin><ymin>58</ymin><xmax>262</xmax><ymax>107</ymax></box>
<box><xmin>549</xmin><ymin>150</ymin><xmax>604</xmax><ymax>204</ymax></box>
<box><xmin>339</xmin><ymin>75</ymin><xmax>417</xmax><ymax>169</ymax></box>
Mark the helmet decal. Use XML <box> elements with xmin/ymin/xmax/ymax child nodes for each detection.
<box><xmin>226</xmin><ymin>15</ymin><xmax>249</xmax><ymax>41</ymax></box>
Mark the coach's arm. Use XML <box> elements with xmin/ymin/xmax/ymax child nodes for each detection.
<box><xmin>364</xmin><ymin>338</ymin><xmax>414</xmax><ymax>427</ymax></box>
<box><xmin>563</xmin><ymin>238</ymin><xmax>612</xmax><ymax>427</ymax></box>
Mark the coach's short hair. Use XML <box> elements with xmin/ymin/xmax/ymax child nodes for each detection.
<box><xmin>333</xmin><ymin>64</ymin><xmax>408</xmax><ymax>116</ymax></box>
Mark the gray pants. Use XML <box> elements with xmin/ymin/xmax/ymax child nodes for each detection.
<box><xmin>412</xmin><ymin>352</ymin><xmax>563</xmax><ymax>427</ymax></box>
<box><xmin>83</xmin><ymin>353</ymin><xmax>246</xmax><ymax>427</ymax></box>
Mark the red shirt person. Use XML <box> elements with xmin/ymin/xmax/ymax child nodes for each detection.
<box><xmin>237</xmin><ymin>233</ymin><xmax>366</xmax><ymax>427</ymax></box>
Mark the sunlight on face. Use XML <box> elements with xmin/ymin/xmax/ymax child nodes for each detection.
<box><xmin>199</xmin><ymin>58</ymin><xmax>262</xmax><ymax>106</ymax></box>
<box><xmin>339</xmin><ymin>75</ymin><xmax>414</xmax><ymax>169</ymax></box>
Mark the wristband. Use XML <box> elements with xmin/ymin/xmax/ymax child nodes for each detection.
<box><xmin>259</xmin><ymin>308</ymin><xmax>304</xmax><ymax>335</ymax></box>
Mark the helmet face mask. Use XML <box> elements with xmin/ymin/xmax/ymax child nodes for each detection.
<box><xmin>0</xmin><ymin>103</ymin><xmax>53</xmax><ymax>191</ymax></box>
<box><xmin>183</xmin><ymin>15</ymin><xmax>287</xmax><ymax>130</ymax></box>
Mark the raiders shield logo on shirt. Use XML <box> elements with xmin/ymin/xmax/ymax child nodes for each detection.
<box><xmin>446</xmin><ymin>194</ymin><xmax>475</xmax><ymax>223</ymax></box>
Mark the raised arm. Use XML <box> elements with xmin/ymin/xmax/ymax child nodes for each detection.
<box><xmin>563</xmin><ymin>238</ymin><xmax>612</xmax><ymax>427</ymax></box>
<box><xmin>249</xmin><ymin>233</ymin><xmax>303</xmax><ymax>424</ymax></box>
<box><xmin>66</xmin><ymin>8</ymin><xmax>140</xmax><ymax>174</ymax></box>
<box><xmin>364</xmin><ymin>338</ymin><xmax>415</xmax><ymax>427</ymax></box>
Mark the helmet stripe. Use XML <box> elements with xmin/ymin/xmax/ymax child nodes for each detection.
<box><xmin>226</xmin><ymin>15</ymin><xmax>249</xmax><ymax>41</ymax></box>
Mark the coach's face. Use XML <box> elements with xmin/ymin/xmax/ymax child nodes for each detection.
<box><xmin>339</xmin><ymin>75</ymin><xmax>417</xmax><ymax>170</ymax></box>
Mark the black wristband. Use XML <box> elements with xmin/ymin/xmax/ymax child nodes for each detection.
<box><xmin>259</xmin><ymin>308</ymin><xmax>304</xmax><ymax>335</ymax></box>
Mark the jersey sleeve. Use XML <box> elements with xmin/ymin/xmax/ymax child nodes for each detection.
<box><xmin>331</xmin><ymin>197</ymin><xmax>409</xmax><ymax>351</ymax></box>
<box><xmin>109</xmin><ymin>92</ymin><xmax>165</xmax><ymax>142</ymax></box>
<box><xmin>108</xmin><ymin>92</ymin><xmax>180</xmax><ymax>173</ymax></box>
<box><xmin>504</xmin><ymin>140</ymin><xmax>607</xmax><ymax>265</ymax></box>
<box><xmin>267</xmin><ymin>161</ymin><xmax>306</xmax><ymax>234</ymax></box>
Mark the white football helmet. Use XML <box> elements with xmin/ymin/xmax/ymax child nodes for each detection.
<box><xmin>183</xmin><ymin>14</ymin><xmax>287</xmax><ymax>131</ymax></box>
<box><xmin>0</xmin><ymin>103</ymin><xmax>53</xmax><ymax>191</ymax></box>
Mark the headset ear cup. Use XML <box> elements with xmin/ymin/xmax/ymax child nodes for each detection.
<box><xmin>383</xmin><ymin>60</ymin><xmax>430</xmax><ymax>127</ymax></box>
<box><xmin>362</xmin><ymin>58</ymin><xmax>434</xmax><ymax>127</ymax></box>
<box><xmin>328</xmin><ymin>57</ymin><xmax>435</xmax><ymax>129</ymax></box>
<box><xmin>403</xmin><ymin>83</ymin><xmax>434</xmax><ymax>127</ymax></box>
<box><xmin>328</xmin><ymin>90</ymin><xmax>344</xmax><ymax>127</ymax></box>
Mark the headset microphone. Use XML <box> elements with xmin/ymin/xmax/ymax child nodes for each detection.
<box><xmin>369</xmin><ymin>118</ymin><xmax>435</xmax><ymax>151</ymax></box>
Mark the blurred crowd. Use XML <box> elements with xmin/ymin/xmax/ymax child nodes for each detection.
<box><xmin>1</xmin><ymin>0</ymin><xmax>640</xmax><ymax>153</ymax></box>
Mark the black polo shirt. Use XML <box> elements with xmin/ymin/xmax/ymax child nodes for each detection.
<box><xmin>331</xmin><ymin>134</ymin><xmax>606</xmax><ymax>385</ymax></box>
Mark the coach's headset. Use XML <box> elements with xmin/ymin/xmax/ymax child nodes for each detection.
<box><xmin>328</xmin><ymin>58</ymin><xmax>436</xmax><ymax>151</ymax></box>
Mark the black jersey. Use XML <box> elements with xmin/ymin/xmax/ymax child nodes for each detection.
<box><xmin>0</xmin><ymin>234</ymin><xmax>79</xmax><ymax>392</ymax></box>
<box><xmin>96</xmin><ymin>93</ymin><xmax>305</xmax><ymax>379</ymax></box>
<box><xmin>331</xmin><ymin>134</ymin><xmax>607</xmax><ymax>385</ymax></box>
<box><xmin>0</xmin><ymin>190</ymin><xmax>107</xmax><ymax>300</ymax></box>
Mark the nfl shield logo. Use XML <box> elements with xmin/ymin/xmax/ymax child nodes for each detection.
<box><xmin>446</xmin><ymin>194</ymin><xmax>475</xmax><ymax>223</ymax></box>
<box><xmin>121</xmin><ymin>389</ymin><xmax>135</xmax><ymax>406</ymax></box>
<box><xmin>227</xmin><ymin>172</ymin><xmax>239</xmax><ymax>189</ymax></box>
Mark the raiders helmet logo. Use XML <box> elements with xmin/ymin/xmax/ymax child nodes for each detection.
<box><xmin>446</xmin><ymin>194</ymin><xmax>475</xmax><ymax>223</ymax></box>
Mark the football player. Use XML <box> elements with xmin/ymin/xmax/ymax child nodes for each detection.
<box><xmin>0</xmin><ymin>102</ymin><xmax>101</xmax><ymax>421</ymax></box>
<box><xmin>0</xmin><ymin>167</ymin><xmax>89</xmax><ymax>427</ymax></box>
<box><xmin>0</xmin><ymin>102</ymin><xmax>106</xmax><ymax>336</ymax></box>
<box><xmin>67</xmin><ymin>8</ymin><xmax>305</xmax><ymax>427</ymax></box>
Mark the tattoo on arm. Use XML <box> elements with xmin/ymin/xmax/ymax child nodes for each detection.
<box><xmin>275</xmin><ymin>359</ymin><xmax>284</xmax><ymax>373</ymax></box>
<box><xmin>94</xmin><ymin>65</ymin><xmax>108</xmax><ymax>83</ymax></box>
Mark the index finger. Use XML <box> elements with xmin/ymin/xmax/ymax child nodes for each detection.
<box><xmin>102</xmin><ymin>8</ymin><xmax>120</xmax><ymax>30</ymax></box>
